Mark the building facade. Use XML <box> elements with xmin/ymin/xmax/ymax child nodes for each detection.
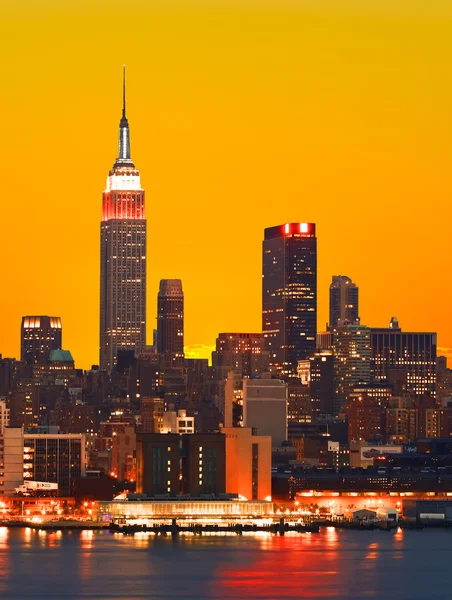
<box><xmin>100</xmin><ymin>69</ymin><xmax>146</xmax><ymax>370</ymax></box>
<box><xmin>329</xmin><ymin>276</ymin><xmax>359</xmax><ymax>328</ymax></box>
<box><xmin>157</xmin><ymin>279</ymin><xmax>184</xmax><ymax>357</ymax></box>
<box><xmin>370</xmin><ymin>321</ymin><xmax>436</xmax><ymax>399</ymax></box>
<box><xmin>242</xmin><ymin>375</ymin><xmax>287</xmax><ymax>446</ymax></box>
<box><xmin>23</xmin><ymin>433</ymin><xmax>86</xmax><ymax>496</ymax></box>
<box><xmin>21</xmin><ymin>316</ymin><xmax>62</xmax><ymax>365</ymax></box>
<box><xmin>262</xmin><ymin>222</ymin><xmax>317</xmax><ymax>377</ymax></box>
<box><xmin>333</xmin><ymin>322</ymin><xmax>371</xmax><ymax>414</ymax></box>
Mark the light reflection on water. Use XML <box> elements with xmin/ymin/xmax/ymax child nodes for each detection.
<box><xmin>0</xmin><ymin>528</ymin><xmax>451</xmax><ymax>599</ymax></box>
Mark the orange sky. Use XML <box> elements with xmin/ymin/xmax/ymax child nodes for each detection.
<box><xmin>1</xmin><ymin>0</ymin><xmax>452</xmax><ymax>368</ymax></box>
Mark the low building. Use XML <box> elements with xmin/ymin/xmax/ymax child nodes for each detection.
<box><xmin>98</xmin><ymin>496</ymin><xmax>274</xmax><ymax>524</ymax></box>
<box><xmin>221</xmin><ymin>427</ymin><xmax>271</xmax><ymax>500</ymax></box>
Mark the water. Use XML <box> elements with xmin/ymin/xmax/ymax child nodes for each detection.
<box><xmin>0</xmin><ymin>526</ymin><xmax>451</xmax><ymax>599</ymax></box>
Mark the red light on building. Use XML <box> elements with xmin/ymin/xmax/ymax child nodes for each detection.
<box><xmin>284</xmin><ymin>223</ymin><xmax>290</xmax><ymax>235</ymax></box>
<box><xmin>299</xmin><ymin>223</ymin><xmax>308</xmax><ymax>233</ymax></box>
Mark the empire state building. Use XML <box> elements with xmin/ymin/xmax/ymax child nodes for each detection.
<box><xmin>100</xmin><ymin>69</ymin><xmax>146</xmax><ymax>370</ymax></box>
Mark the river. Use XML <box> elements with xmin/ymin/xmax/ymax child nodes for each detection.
<box><xmin>0</xmin><ymin>526</ymin><xmax>450</xmax><ymax>599</ymax></box>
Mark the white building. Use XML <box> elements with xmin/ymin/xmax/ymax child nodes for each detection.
<box><xmin>0</xmin><ymin>427</ymin><xmax>24</xmax><ymax>495</ymax></box>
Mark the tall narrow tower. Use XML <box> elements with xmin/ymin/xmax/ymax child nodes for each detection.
<box><xmin>100</xmin><ymin>68</ymin><xmax>146</xmax><ymax>371</ymax></box>
<box><xmin>157</xmin><ymin>279</ymin><xmax>184</xmax><ymax>358</ymax></box>
<box><xmin>262</xmin><ymin>222</ymin><xmax>317</xmax><ymax>377</ymax></box>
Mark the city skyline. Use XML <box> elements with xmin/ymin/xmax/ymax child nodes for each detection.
<box><xmin>2</xmin><ymin>1</ymin><xmax>452</xmax><ymax>369</ymax></box>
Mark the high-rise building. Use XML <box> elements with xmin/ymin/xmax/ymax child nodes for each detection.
<box><xmin>370</xmin><ymin>319</ymin><xmax>436</xmax><ymax>399</ymax></box>
<box><xmin>333</xmin><ymin>321</ymin><xmax>371</xmax><ymax>414</ymax></box>
<box><xmin>21</xmin><ymin>316</ymin><xmax>62</xmax><ymax>365</ymax></box>
<box><xmin>329</xmin><ymin>276</ymin><xmax>359</xmax><ymax>328</ymax></box>
<box><xmin>100</xmin><ymin>69</ymin><xmax>146</xmax><ymax>371</ymax></box>
<box><xmin>211</xmin><ymin>333</ymin><xmax>269</xmax><ymax>418</ymax></box>
<box><xmin>309</xmin><ymin>349</ymin><xmax>335</xmax><ymax>416</ymax></box>
<box><xmin>157</xmin><ymin>279</ymin><xmax>184</xmax><ymax>357</ymax></box>
<box><xmin>262</xmin><ymin>222</ymin><xmax>317</xmax><ymax>377</ymax></box>
<box><xmin>0</xmin><ymin>400</ymin><xmax>10</xmax><ymax>435</ymax></box>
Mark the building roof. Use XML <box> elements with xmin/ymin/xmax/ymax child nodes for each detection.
<box><xmin>49</xmin><ymin>349</ymin><xmax>74</xmax><ymax>363</ymax></box>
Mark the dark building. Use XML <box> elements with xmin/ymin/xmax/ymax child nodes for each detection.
<box><xmin>136</xmin><ymin>433</ymin><xmax>226</xmax><ymax>497</ymax></box>
<box><xmin>23</xmin><ymin>433</ymin><xmax>85</xmax><ymax>497</ymax></box>
<box><xmin>136</xmin><ymin>433</ymin><xmax>180</xmax><ymax>496</ymax></box>
<box><xmin>347</xmin><ymin>383</ymin><xmax>392</xmax><ymax>442</ymax></box>
<box><xmin>309</xmin><ymin>349</ymin><xmax>335</xmax><ymax>416</ymax></box>
<box><xmin>181</xmin><ymin>434</ymin><xmax>226</xmax><ymax>496</ymax></box>
<box><xmin>100</xmin><ymin>68</ymin><xmax>146</xmax><ymax>371</ymax></box>
<box><xmin>21</xmin><ymin>316</ymin><xmax>62</xmax><ymax>365</ymax></box>
<box><xmin>157</xmin><ymin>279</ymin><xmax>184</xmax><ymax>358</ymax></box>
<box><xmin>370</xmin><ymin>319</ymin><xmax>436</xmax><ymax>399</ymax></box>
<box><xmin>329</xmin><ymin>276</ymin><xmax>359</xmax><ymax>328</ymax></box>
<box><xmin>262</xmin><ymin>222</ymin><xmax>317</xmax><ymax>377</ymax></box>
<box><xmin>212</xmin><ymin>333</ymin><xmax>269</xmax><ymax>377</ymax></box>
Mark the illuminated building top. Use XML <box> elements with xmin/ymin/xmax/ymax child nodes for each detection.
<box><xmin>102</xmin><ymin>66</ymin><xmax>144</xmax><ymax>221</ymax></box>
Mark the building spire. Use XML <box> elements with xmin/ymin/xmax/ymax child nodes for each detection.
<box><xmin>122</xmin><ymin>64</ymin><xmax>126</xmax><ymax>119</ymax></box>
<box><xmin>115</xmin><ymin>65</ymin><xmax>133</xmax><ymax>167</ymax></box>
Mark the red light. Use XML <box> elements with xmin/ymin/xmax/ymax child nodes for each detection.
<box><xmin>299</xmin><ymin>223</ymin><xmax>308</xmax><ymax>233</ymax></box>
<box><xmin>284</xmin><ymin>223</ymin><xmax>290</xmax><ymax>235</ymax></box>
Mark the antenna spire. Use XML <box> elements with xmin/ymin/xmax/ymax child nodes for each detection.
<box><xmin>122</xmin><ymin>64</ymin><xmax>126</xmax><ymax>118</ymax></box>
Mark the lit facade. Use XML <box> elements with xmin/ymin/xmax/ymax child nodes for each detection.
<box><xmin>100</xmin><ymin>69</ymin><xmax>146</xmax><ymax>370</ymax></box>
<box><xmin>221</xmin><ymin>427</ymin><xmax>271</xmax><ymax>501</ymax></box>
<box><xmin>98</xmin><ymin>498</ymin><xmax>274</xmax><ymax>522</ymax></box>
<box><xmin>262</xmin><ymin>222</ymin><xmax>317</xmax><ymax>377</ymax></box>
<box><xmin>370</xmin><ymin>321</ymin><xmax>436</xmax><ymax>399</ymax></box>
<box><xmin>333</xmin><ymin>322</ymin><xmax>371</xmax><ymax>414</ymax></box>
<box><xmin>20</xmin><ymin>316</ymin><xmax>62</xmax><ymax>365</ymax></box>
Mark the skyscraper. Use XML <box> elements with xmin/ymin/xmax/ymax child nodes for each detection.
<box><xmin>157</xmin><ymin>279</ymin><xmax>184</xmax><ymax>357</ymax></box>
<box><xmin>99</xmin><ymin>68</ymin><xmax>146</xmax><ymax>370</ymax></box>
<box><xmin>262</xmin><ymin>222</ymin><xmax>317</xmax><ymax>377</ymax></box>
<box><xmin>329</xmin><ymin>275</ymin><xmax>359</xmax><ymax>328</ymax></box>
<box><xmin>21</xmin><ymin>316</ymin><xmax>62</xmax><ymax>365</ymax></box>
<box><xmin>370</xmin><ymin>319</ymin><xmax>437</xmax><ymax>399</ymax></box>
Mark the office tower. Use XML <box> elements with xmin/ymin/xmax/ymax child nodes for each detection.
<box><xmin>262</xmin><ymin>222</ymin><xmax>317</xmax><ymax>377</ymax></box>
<box><xmin>212</xmin><ymin>333</ymin><xmax>269</xmax><ymax>377</ymax></box>
<box><xmin>242</xmin><ymin>375</ymin><xmax>287</xmax><ymax>446</ymax></box>
<box><xmin>329</xmin><ymin>276</ymin><xmax>359</xmax><ymax>328</ymax></box>
<box><xmin>100</xmin><ymin>68</ymin><xmax>146</xmax><ymax>370</ymax></box>
<box><xmin>10</xmin><ymin>379</ymin><xmax>39</xmax><ymax>429</ymax></box>
<box><xmin>157</xmin><ymin>279</ymin><xmax>184</xmax><ymax>357</ymax></box>
<box><xmin>333</xmin><ymin>321</ymin><xmax>371</xmax><ymax>414</ymax></box>
<box><xmin>370</xmin><ymin>319</ymin><xmax>436</xmax><ymax>398</ymax></box>
<box><xmin>347</xmin><ymin>383</ymin><xmax>392</xmax><ymax>442</ymax></box>
<box><xmin>23</xmin><ymin>433</ymin><xmax>85</xmax><ymax>496</ymax></box>
<box><xmin>21</xmin><ymin>316</ymin><xmax>62</xmax><ymax>365</ymax></box>
<box><xmin>309</xmin><ymin>349</ymin><xmax>335</xmax><ymax>415</ymax></box>
<box><xmin>211</xmin><ymin>333</ymin><xmax>269</xmax><ymax>418</ymax></box>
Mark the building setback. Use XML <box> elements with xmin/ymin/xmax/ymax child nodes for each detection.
<box><xmin>100</xmin><ymin>68</ymin><xmax>146</xmax><ymax>370</ymax></box>
<box><xmin>262</xmin><ymin>222</ymin><xmax>317</xmax><ymax>377</ymax></box>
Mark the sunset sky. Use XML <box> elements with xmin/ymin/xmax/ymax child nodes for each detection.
<box><xmin>1</xmin><ymin>0</ymin><xmax>452</xmax><ymax>368</ymax></box>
